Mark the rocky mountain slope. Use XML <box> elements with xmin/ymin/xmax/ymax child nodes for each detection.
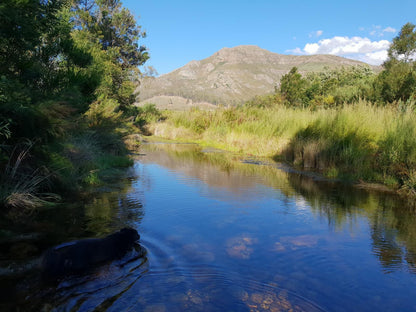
<box><xmin>137</xmin><ymin>45</ymin><xmax>375</xmax><ymax>107</ymax></box>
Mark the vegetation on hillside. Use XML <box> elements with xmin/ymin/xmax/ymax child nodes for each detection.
<box><xmin>278</xmin><ymin>65</ymin><xmax>375</xmax><ymax>108</ymax></box>
<box><xmin>138</xmin><ymin>45</ymin><xmax>372</xmax><ymax>107</ymax></box>
<box><xmin>148</xmin><ymin>22</ymin><xmax>416</xmax><ymax>197</ymax></box>
<box><xmin>0</xmin><ymin>0</ymin><xmax>151</xmax><ymax>218</ymax></box>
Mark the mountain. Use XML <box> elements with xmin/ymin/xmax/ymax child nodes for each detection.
<box><xmin>137</xmin><ymin>45</ymin><xmax>375</xmax><ymax>108</ymax></box>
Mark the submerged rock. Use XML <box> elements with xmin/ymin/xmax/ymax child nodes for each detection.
<box><xmin>226</xmin><ymin>235</ymin><xmax>258</xmax><ymax>259</ymax></box>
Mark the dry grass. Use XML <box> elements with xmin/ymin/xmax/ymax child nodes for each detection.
<box><xmin>1</xmin><ymin>141</ymin><xmax>60</xmax><ymax>218</ymax></box>
<box><xmin>148</xmin><ymin>101</ymin><xmax>416</xmax><ymax>194</ymax></box>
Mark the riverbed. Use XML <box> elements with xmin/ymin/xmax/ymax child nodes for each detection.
<box><xmin>4</xmin><ymin>142</ymin><xmax>416</xmax><ymax>311</ymax></box>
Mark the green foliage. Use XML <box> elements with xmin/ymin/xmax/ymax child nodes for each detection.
<box><xmin>123</xmin><ymin>103</ymin><xmax>162</xmax><ymax>128</ymax></box>
<box><xmin>83</xmin><ymin>171</ymin><xmax>100</xmax><ymax>186</ymax></box>
<box><xmin>71</xmin><ymin>0</ymin><xmax>149</xmax><ymax>110</ymax></box>
<box><xmin>0</xmin><ymin>0</ymin><xmax>148</xmax><ymax>217</ymax></box>
<box><xmin>0</xmin><ymin>141</ymin><xmax>60</xmax><ymax>218</ymax></box>
<box><xmin>245</xmin><ymin>93</ymin><xmax>284</xmax><ymax>108</ymax></box>
<box><xmin>280</xmin><ymin>67</ymin><xmax>307</xmax><ymax>107</ymax></box>
<box><xmin>97</xmin><ymin>154</ymin><xmax>133</xmax><ymax>169</ymax></box>
<box><xmin>140</xmin><ymin>103</ymin><xmax>162</xmax><ymax>122</ymax></box>
<box><xmin>277</xmin><ymin>65</ymin><xmax>376</xmax><ymax>108</ymax></box>
<box><xmin>374</xmin><ymin>23</ymin><xmax>416</xmax><ymax>104</ymax></box>
<box><xmin>378</xmin><ymin>115</ymin><xmax>416</xmax><ymax>179</ymax></box>
<box><xmin>305</xmin><ymin>66</ymin><xmax>375</xmax><ymax>106</ymax></box>
<box><xmin>388</xmin><ymin>23</ymin><xmax>416</xmax><ymax>62</ymax></box>
<box><xmin>153</xmin><ymin>101</ymin><xmax>416</xmax><ymax>195</ymax></box>
<box><xmin>287</xmin><ymin>108</ymin><xmax>378</xmax><ymax>180</ymax></box>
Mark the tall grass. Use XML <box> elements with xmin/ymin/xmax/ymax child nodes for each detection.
<box><xmin>151</xmin><ymin>106</ymin><xmax>324</xmax><ymax>156</ymax></box>
<box><xmin>0</xmin><ymin>141</ymin><xmax>60</xmax><ymax>218</ymax></box>
<box><xmin>47</xmin><ymin>129</ymin><xmax>134</xmax><ymax>190</ymax></box>
<box><xmin>148</xmin><ymin>101</ymin><xmax>416</xmax><ymax>195</ymax></box>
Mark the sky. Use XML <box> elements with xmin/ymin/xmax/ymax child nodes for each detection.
<box><xmin>122</xmin><ymin>0</ymin><xmax>416</xmax><ymax>75</ymax></box>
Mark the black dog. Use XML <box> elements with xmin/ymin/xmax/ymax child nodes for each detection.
<box><xmin>41</xmin><ymin>228</ymin><xmax>143</xmax><ymax>281</ymax></box>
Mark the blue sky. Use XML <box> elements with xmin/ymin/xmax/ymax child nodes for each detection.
<box><xmin>122</xmin><ymin>0</ymin><xmax>416</xmax><ymax>75</ymax></box>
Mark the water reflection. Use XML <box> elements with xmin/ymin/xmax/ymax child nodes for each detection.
<box><xmin>141</xmin><ymin>143</ymin><xmax>416</xmax><ymax>275</ymax></box>
<box><xmin>138</xmin><ymin>143</ymin><xmax>296</xmax><ymax>201</ymax></box>
<box><xmin>286</xmin><ymin>173</ymin><xmax>416</xmax><ymax>273</ymax></box>
<box><xmin>57</xmin><ymin>169</ymin><xmax>144</xmax><ymax>239</ymax></box>
<box><xmin>0</xmin><ymin>167</ymin><xmax>147</xmax><ymax>311</ymax></box>
<box><xmin>370</xmin><ymin>204</ymin><xmax>416</xmax><ymax>273</ymax></box>
<box><xmin>5</xmin><ymin>142</ymin><xmax>416</xmax><ymax>311</ymax></box>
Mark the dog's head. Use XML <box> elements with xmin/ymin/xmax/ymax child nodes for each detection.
<box><xmin>119</xmin><ymin>227</ymin><xmax>140</xmax><ymax>243</ymax></box>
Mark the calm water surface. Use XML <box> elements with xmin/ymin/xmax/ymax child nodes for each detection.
<box><xmin>5</xmin><ymin>143</ymin><xmax>416</xmax><ymax>311</ymax></box>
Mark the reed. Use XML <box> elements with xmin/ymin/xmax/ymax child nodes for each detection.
<box><xmin>148</xmin><ymin>101</ymin><xmax>416</xmax><ymax>194</ymax></box>
<box><xmin>0</xmin><ymin>141</ymin><xmax>60</xmax><ymax>217</ymax></box>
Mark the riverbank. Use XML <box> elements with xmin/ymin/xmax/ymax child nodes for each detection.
<box><xmin>145</xmin><ymin>101</ymin><xmax>416</xmax><ymax>198</ymax></box>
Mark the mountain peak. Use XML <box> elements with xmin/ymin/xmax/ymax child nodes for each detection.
<box><xmin>210</xmin><ymin>45</ymin><xmax>278</xmax><ymax>64</ymax></box>
<box><xmin>217</xmin><ymin>45</ymin><xmax>266</xmax><ymax>53</ymax></box>
<box><xmin>138</xmin><ymin>46</ymin><xmax>375</xmax><ymax>107</ymax></box>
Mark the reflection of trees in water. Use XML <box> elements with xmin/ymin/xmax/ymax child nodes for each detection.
<box><xmin>287</xmin><ymin>174</ymin><xmax>362</xmax><ymax>230</ymax></box>
<box><xmin>117</xmin><ymin>194</ymin><xmax>145</xmax><ymax>227</ymax></box>
<box><xmin>83</xmin><ymin>184</ymin><xmax>145</xmax><ymax>236</ymax></box>
<box><xmin>370</xmin><ymin>204</ymin><xmax>416</xmax><ymax>273</ymax></box>
<box><xmin>140</xmin><ymin>143</ymin><xmax>297</xmax><ymax>200</ymax></box>
<box><xmin>287</xmin><ymin>173</ymin><xmax>416</xmax><ymax>273</ymax></box>
<box><xmin>34</xmin><ymin>173</ymin><xmax>146</xmax><ymax>247</ymax></box>
<box><xmin>371</xmin><ymin>209</ymin><xmax>404</xmax><ymax>272</ymax></box>
<box><xmin>0</xmin><ymin>171</ymin><xmax>147</xmax><ymax>311</ymax></box>
<box><xmin>143</xmin><ymin>143</ymin><xmax>416</xmax><ymax>273</ymax></box>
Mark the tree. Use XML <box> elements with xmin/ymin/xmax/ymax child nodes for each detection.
<box><xmin>375</xmin><ymin>23</ymin><xmax>416</xmax><ymax>104</ymax></box>
<box><xmin>0</xmin><ymin>0</ymin><xmax>150</xmax><ymax>213</ymax></box>
<box><xmin>0</xmin><ymin>0</ymin><xmax>92</xmax><ymax>141</ymax></box>
<box><xmin>280</xmin><ymin>67</ymin><xmax>307</xmax><ymax>107</ymax></box>
<box><xmin>71</xmin><ymin>0</ymin><xmax>149</xmax><ymax>109</ymax></box>
<box><xmin>388</xmin><ymin>23</ymin><xmax>416</xmax><ymax>63</ymax></box>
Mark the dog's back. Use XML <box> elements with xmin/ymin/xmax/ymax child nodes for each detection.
<box><xmin>41</xmin><ymin>228</ymin><xmax>140</xmax><ymax>281</ymax></box>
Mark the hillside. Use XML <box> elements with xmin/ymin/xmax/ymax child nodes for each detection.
<box><xmin>137</xmin><ymin>45</ymin><xmax>376</xmax><ymax>107</ymax></box>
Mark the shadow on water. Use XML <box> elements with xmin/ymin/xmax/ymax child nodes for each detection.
<box><xmin>0</xmin><ymin>167</ymin><xmax>147</xmax><ymax>311</ymax></box>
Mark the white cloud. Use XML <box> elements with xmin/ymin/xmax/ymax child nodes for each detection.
<box><xmin>356</xmin><ymin>50</ymin><xmax>389</xmax><ymax>65</ymax></box>
<box><xmin>309</xmin><ymin>30</ymin><xmax>323</xmax><ymax>38</ymax></box>
<box><xmin>370</xmin><ymin>25</ymin><xmax>397</xmax><ymax>37</ymax></box>
<box><xmin>288</xmin><ymin>47</ymin><xmax>303</xmax><ymax>54</ymax></box>
<box><xmin>289</xmin><ymin>36</ymin><xmax>391</xmax><ymax>65</ymax></box>
<box><xmin>383</xmin><ymin>27</ymin><xmax>396</xmax><ymax>33</ymax></box>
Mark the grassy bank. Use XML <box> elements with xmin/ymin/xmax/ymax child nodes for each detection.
<box><xmin>1</xmin><ymin>104</ymin><xmax>157</xmax><ymax>220</ymax></box>
<box><xmin>147</xmin><ymin>101</ymin><xmax>416</xmax><ymax>196</ymax></box>
<box><xmin>0</xmin><ymin>125</ymin><xmax>137</xmax><ymax>219</ymax></box>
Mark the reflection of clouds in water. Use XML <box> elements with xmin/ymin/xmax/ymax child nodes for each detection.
<box><xmin>294</xmin><ymin>196</ymin><xmax>309</xmax><ymax>211</ymax></box>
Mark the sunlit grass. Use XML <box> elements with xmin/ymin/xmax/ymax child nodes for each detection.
<box><xmin>148</xmin><ymin>101</ymin><xmax>416</xmax><ymax>194</ymax></box>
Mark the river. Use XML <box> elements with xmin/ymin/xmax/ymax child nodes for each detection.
<box><xmin>3</xmin><ymin>142</ymin><xmax>416</xmax><ymax>311</ymax></box>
